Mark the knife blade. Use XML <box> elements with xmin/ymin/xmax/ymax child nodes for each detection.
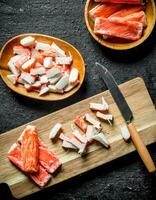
<box><xmin>96</xmin><ymin>62</ymin><xmax>156</xmax><ymax>173</ymax></box>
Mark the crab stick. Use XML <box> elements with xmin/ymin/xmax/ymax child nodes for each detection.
<box><xmin>84</xmin><ymin>113</ymin><xmax>101</xmax><ymax>130</ymax></box>
<box><xmin>46</xmin><ymin>68</ymin><xmax>61</xmax><ymax>78</ymax></box>
<box><xmin>43</xmin><ymin>57</ymin><xmax>54</xmax><ymax>68</ymax></box>
<box><xmin>31</xmin><ymin>49</ymin><xmax>44</xmax><ymax>64</ymax></box>
<box><xmin>51</xmin><ymin>43</ymin><xmax>65</xmax><ymax>57</ymax></box>
<box><xmin>70</xmin><ymin>137</ymin><xmax>86</xmax><ymax>155</ymax></box>
<box><xmin>55</xmin><ymin>56</ymin><xmax>72</xmax><ymax>65</ymax></box>
<box><xmin>35</xmin><ymin>42</ymin><xmax>51</xmax><ymax>51</ymax></box>
<box><xmin>20</xmin><ymin>72</ymin><xmax>35</xmax><ymax>84</ymax></box>
<box><xmin>14</xmin><ymin>55</ymin><xmax>30</xmax><ymax>69</ymax></box>
<box><xmin>119</xmin><ymin>124</ymin><xmax>131</xmax><ymax>141</ymax></box>
<box><xmin>96</xmin><ymin>112</ymin><xmax>113</xmax><ymax>125</ymax></box>
<box><xmin>7</xmin><ymin>74</ymin><xmax>18</xmax><ymax>85</ymax></box>
<box><xmin>22</xmin><ymin>58</ymin><xmax>35</xmax><ymax>72</ymax></box>
<box><xmin>32</xmin><ymin>81</ymin><xmax>41</xmax><ymax>90</ymax></box>
<box><xmin>49</xmin><ymin>123</ymin><xmax>62</xmax><ymax>140</ymax></box>
<box><xmin>48</xmin><ymin>74</ymin><xmax>62</xmax><ymax>84</ymax></box>
<box><xmin>59</xmin><ymin>133</ymin><xmax>72</xmax><ymax>142</ymax></box>
<box><xmin>72</xmin><ymin>130</ymin><xmax>87</xmax><ymax>144</ymax></box>
<box><xmin>48</xmin><ymin>85</ymin><xmax>64</xmax><ymax>93</ymax></box>
<box><xmin>86</xmin><ymin>125</ymin><xmax>97</xmax><ymax>142</ymax></box>
<box><xmin>64</xmin><ymin>81</ymin><xmax>79</xmax><ymax>92</ymax></box>
<box><xmin>73</xmin><ymin>117</ymin><xmax>87</xmax><ymax>133</ymax></box>
<box><xmin>30</xmin><ymin>67</ymin><xmax>46</xmax><ymax>76</ymax></box>
<box><xmin>62</xmin><ymin>140</ymin><xmax>77</xmax><ymax>150</ymax></box>
<box><xmin>20</xmin><ymin>125</ymin><xmax>39</xmax><ymax>173</ymax></box>
<box><xmin>69</xmin><ymin>68</ymin><xmax>79</xmax><ymax>84</ymax></box>
<box><xmin>13</xmin><ymin>45</ymin><xmax>31</xmax><ymax>56</ymax></box>
<box><xmin>20</xmin><ymin>36</ymin><xmax>35</xmax><ymax>47</ymax></box>
<box><xmin>92</xmin><ymin>132</ymin><xmax>110</xmax><ymax>148</ymax></box>
<box><xmin>40</xmin><ymin>75</ymin><xmax>48</xmax><ymax>84</ymax></box>
<box><xmin>55</xmin><ymin>74</ymin><xmax>69</xmax><ymax>90</ymax></box>
<box><xmin>8</xmin><ymin>60</ymin><xmax>19</xmax><ymax>75</ymax></box>
<box><xmin>39</xmin><ymin>85</ymin><xmax>49</xmax><ymax>96</ymax></box>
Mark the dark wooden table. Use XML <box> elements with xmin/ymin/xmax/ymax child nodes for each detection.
<box><xmin>0</xmin><ymin>0</ymin><xmax>156</xmax><ymax>199</ymax></box>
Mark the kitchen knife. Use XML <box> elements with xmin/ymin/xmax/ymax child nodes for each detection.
<box><xmin>96</xmin><ymin>62</ymin><xmax>156</xmax><ymax>173</ymax></box>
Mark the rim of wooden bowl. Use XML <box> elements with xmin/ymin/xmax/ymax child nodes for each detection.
<box><xmin>85</xmin><ymin>0</ymin><xmax>156</xmax><ymax>50</ymax></box>
<box><xmin>0</xmin><ymin>33</ymin><xmax>85</xmax><ymax>101</ymax></box>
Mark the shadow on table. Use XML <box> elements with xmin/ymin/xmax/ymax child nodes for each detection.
<box><xmin>1</xmin><ymin>143</ymin><xmax>155</xmax><ymax>200</ymax></box>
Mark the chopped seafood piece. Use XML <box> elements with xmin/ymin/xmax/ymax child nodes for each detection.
<box><xmin>35</xmin><ymin>42</ymin><xmax>51</xmax><ymax>51</ymax></box>
<box><xmin>96</xmin><ymin>111</ymin><xmax>113</xmax><ymax>125</ymax></box>
<box><xmin>40</xmin><ymin>75</ymin><xmax>48</xmax><ymax>84</ymax></box>
<box><xmin>22</xmin><ymin>58</ymin><xmax>35</xmax><ymax>72</ymax></box>
<box><xmin>73</xmin><ymin>117</ymin><xmax>87</xmax><ymax>133</ymax></box>
<box><xmin>48</xmin><ymin>85</ymin><xmax>64</xmax><ymax>93</ymax></box>
<box><xmin>55</xmin><ymin>56</ymin><xmax>72</xmax><ymax>65</ymax></box>
<box><xmin>48</xmin><ymin>74</ymin><xmax>62</xmax><ymax>84</ymax></box>
<box><xmin>49</xmin><ymin>123</ymin><xmax>62</xmax><ymax>139</ymax></box>
<box><xmin>86</xmin><ymin>125</ymin><xmax>97</xmax><ymax>142</ymax></box>
<box><xmin>46</xmin><ymin>68</ymin><xmax>61</xmax><ymax>78</ymax></box>
<box><xmin>119</xmin><ymin>124</ymin><xmax>131</xmax><ymax>141</ymax></box>
<box><xmin>20</xmin><ymin>125</ymin><xmax>39</xmax><ymax>173</ymax></box>
<box><xmin>51</xmin><ymin>42</ymin><xmax>65</xmax><ymax>57</ymax></box>
<box><xmin>7</xmin><ymin>74</ymin><xmax>17</xmax><ymax>85</ymax></box>
<box><xmin>84</xmin><ymin>113</ymin><xmax>101</xmax><ymax>130</ymax></box>
<box><xmin>59</xmin><ymin>133</ymin><xmax>72</xmax><ymax>143</ymax></box>
<box><xmin>24</xmin><ymin>84</ymin><xmax>32</xmax><ymax>92</ymax></box>
<box><xmin>13</xmin><ymin>45</ymin><xmax>31</xmax><ymax>56</ymax></box>
<box><xmin>72</xmin><ymin>130</ymin><xmax>87</xmax><ymax>144</ymax></box>
<box><xmin>101</xmin><ymin>97</ymin><xmax>109</xmax><ymax>110</ymax></box>
<box><xmin>20</xmin><ymin>72</ymin><xmax>35</xmax><ymax>84</ymax></box>
<box><xmin>13</xmin><ymin>55</ymin><xmax>30</xmax><ymax>69</ymax></box>
<box><xmin>94</xmin><ymin>0</ymin><xmax>143</xmax><ymax>4</ymax></box>
<box><xmin>70</xmin><ymin>137</ymin><xmax>86</xmax><ymax>155</ymax></box>
<box><xmin>30</xmin><ymin>67</ymin><xmax>46</xmax><ymax>75</ymax></box>
<box><xmin>39</xmin><ymin>85</ymin><xmax>49</xmax><ymax>96</ymax></box>
<box><xmin>20</xmin><ymin>36</ymin><xmax>35</xmax><ymax>47</ymax></box>
<box><xmin>43</xmin><ymin>57</ymin><xmax>54</xmax><ymax>68</ymax></box>
<box><xmin>89</xmin><ymin>3</ymin><xmax>123</xmax><ymax>21</ymax></box>
<box><xmin>92</xmin><ymin>132</ymin><xmax>110</xmax><ymax>148</ymax></box>
<box><xmin>62</xmin><ymin>140</ymin><xmax>77</xmax><ymax>150</ymax></box>
<box><xmin>10</xmin><ymin>55</ymin><xmax>22</xmax><ymax>63</ymax></box>
<box><xmin>8</xmin><ymin>60</ymin><xmax>19</xmax><ymax>75</ymax></box>
<box><xmin>7</xmin><ymin>143</ymin><xmax>51</xmax><ymax>188</ymax></box>
<box><xmin>69</xmin><ymin>68</ymin><xmax>79</xmax><ymax>84</ymax></box>
<box><xmin>78</xmin><ymin>143</ymin><xmax>87</xmax><ymax>155</ymax></box>
<box><xmin>90</xmin><ymin>102</ymin><xmax>108</xmax><ymax>112</ymax></box>
<box><xmin>64</xmin><ymin>81</ymin><xmax>79</xmax><ymax>92</ymax></box>
<box><xmin>42</xmin><ymin>49</ymin><xmax>57</xmax><ymax>57</ymax></box>
<box><xmin>55</xmin><ymin>74</ymin><xmax>69</xmax><ymax>90</ymax></box>
<box><xmin>31</xmin><ymin>48</ymin><xmax>44</xmax><ymax>64</ymax></box>
<box><xmin>32</xmin><ymin>81</ymin><xmax>41</xmax><ymax>90</ymax></box>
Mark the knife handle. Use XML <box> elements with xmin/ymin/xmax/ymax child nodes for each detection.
<box><xmin>127</xmin><ymin>123</ymin><xmax>156</xmax><ymax>173</ymax></box>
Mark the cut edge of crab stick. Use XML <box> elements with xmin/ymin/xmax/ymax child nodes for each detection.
<box><xmin>22</xmin><ymin>58</ymin><xmax>35</xmax><ymax>72</ymax></box>
<box><xmin>46</xmin><ymin>68</ymin><xmax>61</xmax><ymax>78</ymax></box>
<box><xmin>48</xmin><ymin>85</ymin><xmax>64</xmax><ymax>93</ymax></box>
<box><xmin>69</xmin><ymin>68</ymin><xmax>79</xmax><ymax>84</ymax></box>
<box><xmin>101</xmin><ymin>97</ymin><xmax>109</xmax><ymax>110</ymax></box>
<box><xmin>64</xmin><ymin>80</ymin><xmax>79</xmax><ymax>92</ymax></box>
<box><xmin>51</xmin><ymin>42</ymin><xmax>65</xmax><ymax>57</ymax></box>
<box><xmin>20</xmin><ymin>36</ymin><xmax>35</xmax><ymax>47</ymax></box>
<box><xmin>35</xmin><ymin>42</ymin><xmax>51</xmax><ymax>51</ymax></box>
<box><xmin>55</xmin><ymin>74</ymin><xmax>69</xmax><ymax>90</ymax></box>
<box><xmin>48</xmin><ymin>73</ymin><xmax>63</xmax><ymax>85</ymax></box>
<box><xmin>86</xmin><ymin>125</ymin><xmax>98</xmax><ymax>142</ymax></box>
<box><xmin>96</xmin><ymin>111</ymin><xmax>113</xmax><ymax>126</ymax></box>
<box><xmin>62</xmin><ymin>140</ymin><xmax>77</xmax><ymax>150</ymax></box>
<box><xmin>40</xmin><ymin>75</ymin><xmax>48</xmax><ymax>84</ymax></box>
<box><xmin>73</xmin><ymin>117</ymin><xmax>87</xmax><ymax>133</ymax></box>
<box><xmin>8</xmin><ymin>60</ymin><xmax>19</xmax><ymax>75</ymax></box>
<box><xmin>70</xmin><ymin>137</ymin><xmax>87</xmax><ymax>156</ymax></box>
<box><xmin>90</xmin><ymin>102</ymin><xmax>107</xmax><ymax>112</ymax></box>
<box><xmin>30</xmin><ymin>67</ymin><xmax>46</xmax><ymax>76</ymax></box>
<box><xmin>84</xmin><ymin>113</ymin><xmax>102</xmax><ymax>130</ymax></box>
<box><xmin>43</xmin><ymin>57</ymin><xmax>54</xmax><ymax>68</ymax></box>
<box><xmin>55</xmin><ymin>56</ymin><xmax>73</xmax><ymax>65</ymax></box>
<box><xmin>72</xmin><ymin>130</ymin><xmax>87</xmax><ymax>144</ymax></box>
<box><xmin>39</xmin><ymin>85</ymin><xmax>49</xmax><ymax>96</ymax></box>
<box><xmin>20</xmin><ymin>72</ymin><xmax>35</xmax><ymax>84</ymax></box>
<box><xmin>92</xmin><ymin>132</ymin><xmax>110</xmax><ymax>149</ymax></box>
<box><xmin>7</xmin><ymin>74</ymin><xmax>18</xmax><ymax>85</ymax></box>
<box><xmin>119</xmin><ymin>124</ymin><xmax>131</xmax><ymax>141</ymax></box>
<box><xmin>49</xmin><ymin>123</ymin><xmax>62</xmax><ymax>140</ymax></box>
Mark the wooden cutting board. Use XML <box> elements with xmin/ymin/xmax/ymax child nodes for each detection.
<box><xmin>0</xmin><ymin>77</ymin><xmax>156</xmax><ymax>199</ymax></box>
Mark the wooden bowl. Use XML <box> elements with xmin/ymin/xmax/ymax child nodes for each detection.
<box><xmin>85</xmin><ymin>0</ymin><xmax>156</xmax><ymax>50</ymax></box>
<box><xmin>0</xmin><ymin>33</ymin><xmax>85</xmax><ymax>101</ymax></box>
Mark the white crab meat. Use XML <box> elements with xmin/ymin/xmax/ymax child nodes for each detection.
<box><xmin>101</xmin><ymin>97</ymin><xmax>109</xmax><ymax>110</ymax></box>
<box><xmin>20</xmin><ymin>72</ymin><xmax>35</xmax><ymax>84</ymax></box>
<box><xmin>35</xmin><ymin>42</ymin><xmax>51</xmax><ymax>51</ymax></box>
<box><xmin>7</xmin><ymin>74</ymin><xmax>17</xmax><ymax>85</ymax></box>
<box><xmin>40</xmin><ymin>75</ymin><xmax>48</xmax><ymax>84</ymax></box>
<box><xmin>55</xmin><ymin>56</ymin><xmax>72</xmax><ymax>65</ymax></box>
<box><xmin>86</xmin><ymin>125</ymin><xmax>97</xmax><ymax>142</ymax></box>
<box><xmin>46</xmin><ymin>68</ymin><xmax>61</xmax><ymax>79</ymax></box>
<box><xmin>96</xmin><ymin>112</ymin><xmax>113</xmax><ymax>125</ymax></box>
<box><xmin>92</xmin><ymin>132</ymin><xmax>110</xmax><ymax>148</ymax></box>
<box><xmin>49</xmin><ymin>123</ymin><xmax>62</xmax><ymax>139</ymax></box>
<box><xmin>30</xmin><ymin>67</ymin><xmax>46</xmax><ymax>75</ymax></box>
<box><xmin>32</xmin><ymin>81</ymin><xmax>41</xmax><ymax>89</ymax></box>
<box><xmin>48</xmin><ymin>74</ymin><xmax>62</xmax><ymax>84</ymax></box>
<box><xmin>119</xmin><ymin>124</ymin><xmax>131</xmax><ymax>141</ymax></box>
<box><xmin>55</xmin><ymin>75</ymin><xmax>69</xmax><ymax>90</ymax></box>
<box><xmin>10</xmin><ymin>55</ymin><xmax>22</xmax><ymax>63</ymax></box>
<box><xmin>64</xmin><ymin>81</ymin><xmax>79</xmax><ymax>92</ymax></box>
<box><xmin>69</xmin><ymin>68</ymin><xmax>79</xmax><ymax>84</ymax></box>
<box><xmin>89</xmin><ymin>103</ymin><xmax>107</xmax><ymax>112</ymax></box>
<box><xmin>72</xmin><ymin>130</ymin><xmax>87</xmax><ymax>144</ymax></box>
<box><xmin>20</xmin><ymin>36</ymin><xmax>35</xmax><ymax>47</ymax></box>
<box><xmin>84</xmin><ymin>113</ymin><xmax>101</xmax><ymax>130</ymax></box>
<box><xmin>51</xmin><ymin>42</ymin><xmax>65</xmax><ymax>57</ymax></box>
<box><xmin>48</xmin><ymin>85</ymin><xmax>64</xmax><ymax>93</ymax></box>
<box><xmin>62</xmin><ymin>140</ymin><xmax>77</xmax><ymax>150</ymax></box>
<box><xmin>21</xmin><ymin>58</ymin><xmax>35</xmax><ymax>71</ymax></box>
<box><xmin>78</xmin><ymin>143</ymin><xmax>87</xmax><ymax>155</ymax></box>
<box><xmin>70</xmin><ymin>137</ymin><xmax>86</xmax><ymax>155</ymax></box>
<box><xmin>43</xmin><ymin>57</ymin><xmax>54</xmax><ymax>68</ymax></box>
<box><xmin>8</xmin><ymin>60</ymin><xmax>19</xmax><ymax>75</ymax></box>
<box><xmin>24</xmin><ymin>84</ymin><xmax>32</xmax><ymax>91</ymax></box>
<box><xmin>13</xmin><ymin>46</ymin><xmax>31</xmax><ymax>56</ymax></box>
<box><xmin>39</xmin><ymin>85</ymin><xmax>49</xmax><ymax>96</ymax></box>
<box><xmin>59</xmin><ymin>133</ymin><xmax>72</xmax><ymax>143</ymax></box>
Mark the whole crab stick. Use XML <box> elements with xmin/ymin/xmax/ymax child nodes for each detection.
<box><xmin>21</xmin><ymin>125</ymin><xmax>39</xmax><ymax>173</ymax></box>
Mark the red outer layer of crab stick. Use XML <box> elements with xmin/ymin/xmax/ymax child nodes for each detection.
<box><xmin>74</xmin><ymin>117</ymin><xmax>88</xmax><ymax>133</ymax></box>
<box><xmin>7</xmin><ymin>143</ymin><xmax>51</xmax><ymax>188</ymax></box>
<box><xmin>94</xmin><ymin>0</ymin><xmax>143</xmax><ymax>4</ymax></box>
<box><xmin>89</xmin><ymin>3</ymin><xmax>124</xmax><ymax>21</ymax></box>
<box><xmin>21</xmin><ymin>126</ymin><xmax>39</xmax><ymax>173</ymax></box>
<box><xmin>94</xmin><ymin>17</ymin><xmax>143</xmax><ymax>41</ymax></box>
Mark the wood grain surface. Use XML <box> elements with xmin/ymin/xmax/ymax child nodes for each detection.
<box><xmin>0</xmin><ymin>77</ymin><xmax>156</xmax><ymax>199</ymax></box>
<box><xmin>85</xmin><ymin>0</ymin><xmax>156</xmax><ymax>50</ymax></box>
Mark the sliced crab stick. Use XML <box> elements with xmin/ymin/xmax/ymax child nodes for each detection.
<box><xmin>92</xmin><ymin>132</ymin><xmax>110</xmax><ymax>148</ymax></box>
<box><xmin>13</xmin><ymin>45</ymin><xmax>31</xmax><ymax>56</ymax></box>
<box><xmin>69</xmin><ymin>68</ymin><xmax>79</xmax><ymax>84</ymax></box>
<box><xmin>86</xmin><ymin>125</ymin><xmax>97</xmax><ymax>142</ymax></box>
<box><xmin>84</xmin><ymin>113</ymin><xmax>101</xmax><ymax>130</ymax></box>
<box><xmin>40</xmin><ymin>75</ymin><xmax>48</xmax><ymax>84</ymax></box>
<box><xmin>48</xmin><ymin>85</ymin><xmax>64</xmax><ymax>93</ymax></box>
<box><xmin>119</xmin><ymin>124</ymin><xmax>131</xmax><ymax>141</ymax></box>
<box><xmin>8</xmin><ymin>60</ymin><xmax>19</xmax><ymax>75</ymax></box>
<box><xmin>46</xmin><ymin>68</ymin><xmax>61</xmax><ymax>78</ymax></box>
<box><xmin>62</xmin><ymin>140</ymin><xmax>77</xmax><ymax>150</ymax></box>
<box><xmin>30</xmin><ymin>67</ymin><xmax>46</xmax><ymax>75</ymax></box>
<box><xmin>51</xmin><ymin>43</ymin><xmax>65</xmax><ymax>57</ymax></box>
<box><xmin>7</xmin><ymin>143</ymin><xmax>51</xmax><ymax>188</ymax></box>
<box><xmin>20</xmin><ymin>36</ymin><xmax>35</xmax><ymax>47</ymax></box>
<box><xmin>101</xmin><ymin>97</ymin><xmax>109</xmax><ymax>110</ymax></box>
<box><xmin>48</xmin><ymin>74</ymin><xmax>62</xmax><ymax>84</ymax></box>
<box><xmin>14</xmin><ymin>55</ymin><xmax>30</xmax><ymax>69</ymax></box>
<box><xmin>59</xmin><ymin>133</ymin><xmax>72</xmax><ymax>143</ymax></box>
<box><xmin>32</xmin><ymin>81</ymin><xmax>41</xmax><ymax>90</ymax></box>
<box><xmin>21</xmin><ymin>125</ymin><xmax>39</xmax><ymax>173</ymax></box>
<box><xmin>24</xmin><ymin>84</ymin><xmax>32</xmax><ymax>92</ymax></box>
<box><xmin>22</xmin><ymin>58</ymin><xmax>35</xmax><ymax>72</ymax></box>
<box><xmin>49</xmin><ymin>123</ymin><xmax>62</xmax><ymax>140</ymax></box>
<box><xmin>73</xmin><ymin>117</ymin><xmax>87</xmax><ymax>133</ymax></box>
<box><xmin>20</xmin><ymin>72</ymin><xmax>35</xmax><ymax>84</ymax></box>
<box><xmin>39</xmin><ymin>85</ymin><xmax>49</xmax><ymax>96</ymax></box>
<box><xmin>35</xmin><ymin>42</ymin><xmax>51</xmax><ymax>51</ymax></box>
<box><xmin>31</xmin><ymin>49</ymin><xmax>44</xmax><ymax>64</ymax></box>
<box><xmin>42</xmin><ymin>49</ymin><xmax>57</xmax><ymax>57</ymax></box>
<box><xmin>72</xmin><ymin>130</ymin><xmax>87</xmax><ymax>144</ymax></box>
<box><xmin>43</xmin><ymin>57</ymin><xmax>54</xmax><ymax>68</ymax></box>
<box><xmin>7</xmin><ymin>74</ymin><xmax>17</xmax><ymax>85</ymax></box>
<box><xmin>90</xmin><ymin>103</ymin><xmax>107</xmax><ymax>112</ymax></box>
<box><xmin>64</xmin><ymin>81</ymin><xmax>79</xmax><ymax>92</ymax></box>
<box><xmin>70</xmin><ymin>137</ymin><xmax>86</xmax><ymax>155</ymax></box>
<box><xmin>55</xmin><ymin>56</ymin><xmax>72</xmax><ymax>65</ymax></box>
<box><xmin>96</xmin><ymin>112</ymin><xmax>113</xmax><ymax>125</ymax></box>
<box><xmin>55</xmin><ymin>75</ymin><xmax>69</xmax><ymax>90</ymax></box>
